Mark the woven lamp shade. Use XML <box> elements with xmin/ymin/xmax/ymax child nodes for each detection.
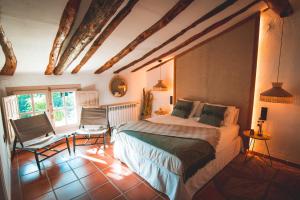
<box><xmin>153</xmin><ymin>80</ymin><xmax>168</xmax><ymax>91</ymax></box>
<box><xmin>260</xmin><ymin>82</ymin><xmax>293</xmax><ymax>104</ymax></box>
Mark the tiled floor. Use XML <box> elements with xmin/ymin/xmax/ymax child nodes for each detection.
<box><xmin>11</xmin><ymin>137</ymin><xmax>300</xmax><ymax>200</ymax></box>
<box><xmin>12</xmin><ymin>137</ymin><xmax>166</xmax><ymax>200</ymax></box>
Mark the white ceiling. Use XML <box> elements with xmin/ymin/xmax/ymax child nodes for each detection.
<box><xmin>0</xmin><ymin>0</ymin><xmax>267</xmax><ymax>75</ymax></box>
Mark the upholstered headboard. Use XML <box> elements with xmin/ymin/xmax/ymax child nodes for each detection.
<box><xmin>174</xmin><ymin>14</ymin><xmax>260</xmax><ymax>136</ymax></box>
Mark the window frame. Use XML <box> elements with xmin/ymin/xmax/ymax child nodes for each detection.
<box><xmin>51</xmin><ymin>89</ymin><xmax>77</xmax><ymax>127</ymax></box>
<box><xmin>13</xmin><ymin>88</ymin><xmax>78</xmax><ymax>129</ymax></box>
<box><xmin>15</xmin><ymin>90</ymin><xmax>49</xmax><ymax>118</ymax></box>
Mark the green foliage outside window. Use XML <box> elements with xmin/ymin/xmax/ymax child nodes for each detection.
<box><xmin>33</xmin><ymin>94</ymin><xmax>47</xmax><ymax>112</ymax></box>
<box><xmin>52</xmin><ymin>92</ymin><xmax>64</xmax><ymax>108</ymax></box>
<box><xmin>54</xmin><ymin>110</ymin><xmax>64</xmax><ymax>122</ymax></box>
<box><xmin>17</xmin><ymin>94</ymin><xmax>32</xmax><ymax>113</ymax></box>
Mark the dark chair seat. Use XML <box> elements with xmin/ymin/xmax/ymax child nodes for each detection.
<box><xmin>73</xmin><ymin>107</ymin><xmax>110</xmax><ymax>153</ymax></box>
<box><xmin>10</xmin><ymin>113</ymin><xmax>71</xmax><ymax>171</ymax></box>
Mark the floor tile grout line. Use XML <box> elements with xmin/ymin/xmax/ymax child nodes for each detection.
<box><xmin>261</xmin><ymin>168</ymin><xmax>279</xmax><ymax>200</ymax></box>
<box><xmin>40</xmin><ymin>151</ymin><xmax>86</xmax><ymax>199</ymax></box>
<box><xmin>66</xmin><ymin>150</ymin><xmax>94</xmax><ymax>200</ymax></box>
<box><xmin>93</xmin><ymin>142</ymin><xmax>162</xmax><ymax>199</ymax></box>
<box><xmin>89</xmin><ymin>157</ymin><xmax>124</xmax><ymax>195</ymax></box>
<box><xmin>101</xmin><ymin>143</ymin><xmax>167</xmax><ymax>200</ymax></box>
<box><xmin>15</xmin><ymin>153</ymin><xmax>24</xmax><ymax>200</ymax></box>
<box><xmin>89</xmin><ymin>152</ymin><xmax>131</xmax><ymax>200</ymax></box>
<box><xmin>43</xmin><ymin>163</ymin><xmax>59</xmax><ymax>200</ymax></box>
<box><xmin>122</xmin><ymin>181</ymin><xmax>143</xmax><ymax>195</ymax></box>
<box><xmin>111</xmin><ymin>194</ymin><xmax>125</xmax><ymax>200</ymax></box>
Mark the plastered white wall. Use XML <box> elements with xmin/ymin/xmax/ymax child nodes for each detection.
<box><xmin>251</xmin><ymin>0</ymin><xmax>300</xmax><ymax>165</ymax></box>
<box><xmin>0</xmin><ymin>71</ymin><xmax>146</xmax><ymax>105</ymax></box>
<box><xmin>146</xmin><ymin>60</ymin><xmax>174</xmax><ymax>116</ymax></box>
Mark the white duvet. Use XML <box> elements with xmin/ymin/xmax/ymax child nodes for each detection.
<box><xmin>147</xmin><ymin>115</ymin><xmax>240</xmax><ymax>152</ymax></box>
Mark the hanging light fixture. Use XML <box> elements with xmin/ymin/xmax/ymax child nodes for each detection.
<box><xmin>153</xmin><ymin>60</ymin><xmax>168</xmax><ymax>91</ymax></box>
<box><xmin>260</xmin><ymin>18</ymin><xmax>293</xmax><ymax>104</ymax></box>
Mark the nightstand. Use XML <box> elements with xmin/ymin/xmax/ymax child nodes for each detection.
<box><xmin>154</xmin><ymin>108</ymin><xmax>169</xmax><ymax>115</ymax></box>
<box><xmin>243</xmin><ymin>130</ymin><xmax>272</xmax><ymax>166</ymax></box>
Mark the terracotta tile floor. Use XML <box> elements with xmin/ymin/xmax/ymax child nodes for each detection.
<box><xmin>12</xmin><ymin>137</ymin><xmax>300</xmax><ymax>200</ymax></box>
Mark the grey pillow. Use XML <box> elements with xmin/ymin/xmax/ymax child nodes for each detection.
<box><xmin>199</xmin><ymin>104</ymin><xmax>226</xmax><ymax>127</ymax></box>
<box><xmin>171</xmin><ymin>100</ymin><xmax>193</xmax><ymax>118</ymax></box>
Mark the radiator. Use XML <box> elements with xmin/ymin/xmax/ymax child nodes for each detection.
<box><xmin>107</xmin><ymin>102</ymin><xmax>140</xmax><ymax>127</ymax></box>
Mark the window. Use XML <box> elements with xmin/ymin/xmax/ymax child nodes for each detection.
<box><xmin>52</xmin><ymin>91</ymin><xmax>77</xmax><ymax>127</ymax></box>
<box><xmin>16</xmin><ymin>89</ymin><xmax>77</xmax><ymax>128</ymax></box>
<box><xmin>17</xmin><ymin>93</ymin><xmax>47</xmax><ymax>118</ymax></box>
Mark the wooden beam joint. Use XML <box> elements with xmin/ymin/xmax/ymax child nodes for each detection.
<box><xmin>45</xmin><ymin>0</ymin><xmax>81</xmax><ymax>75</ymax></box>
<box><xmin>71</xmin><ymin>0</ymin><xmax>139</xmax><ymax>74</ymax></box>
<box><xmin>53</xmin><ymin>0</ymin><xmax>124</xmax><ymax>75</ymax></box>
<box><xmin>0</xmin><ymin>25</ymin><xmax>17</xmax><ymax>76</ymax></box>
<box><xmin>264</xmin><ymin>0</ymin><xmax>293</xmax><ymax>17</ymax></box>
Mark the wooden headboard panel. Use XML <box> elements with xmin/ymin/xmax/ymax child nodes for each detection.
<box><xmin>174</xmin><ymin>14</ymin><xmax>260</xmax><ymax>134</ymax></box>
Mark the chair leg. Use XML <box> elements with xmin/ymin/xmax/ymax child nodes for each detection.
<box><xmin>66</xmin><ymin>137</ymin><xmax>71</xmax><ymax>155</ymax></box>
<box><xmin>103</xmin><ymin>133</ymin><xmax>106</xmax><ymax>150</ymax></box>
<box><xmin>73</xmin><ymin>134</ymin><xmax>76</xmax><ymax>153</ymax></box>
<box><xmin>11</xmin><ymin>139</ymin><xmax>17</xmax><ymax>160</ymax></box>
<box><xmin>34</xmin><ymin>151</ymin><xmax>41</xmax><ymax>172</ymax></box>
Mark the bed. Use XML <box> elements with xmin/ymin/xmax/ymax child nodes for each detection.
<box><xmin>111</xmin><ymin>113</ymin><xmax>242</xmax><ymax>200</ymax></box>
<box><xmin>112</xmin><ymin>15</ymin><xmax>259</xmax><ymax>199</ymax></box>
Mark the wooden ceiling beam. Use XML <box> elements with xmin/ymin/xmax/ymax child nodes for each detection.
<box><xmin>94</xmin><ymin>0</ymin><xmax>194</xmax><ymax>74</ymax></box>
<box><xmin>146</xmin><ymin>58</ymin><xmax>173</xmax><ymax>72</ymax></box>
<box><xmin>44</xmin><ymin>0</ymin><xmax>81</xmax><ymax>75</ymax></box>
<box><xmin>0</xmin><ymin>25</ymin><xmax>17</xmax><ymax>76</ymax></box>
<box><xmin>71</xmin><ymin>0</ymin><xmax>139</xmax><ymax>74</ymax></box>
<box><xmin>132</xmin><ymin>0</ymin><xmax>260</xmax><ymax>72</ymax></box>
<box><xmin>53</xmin><ymin>0</ymin><xmax>124</xmax><ymax>75</ymax></box>
<box><xmin>264</xmin><ymin>0</ymin><xmax>293</xmax><ymax>17</ymax></box>
<box><xmin>114</xmin><ymin>0</ymin><xmax>237</xmax><ymax>74</ymax></box>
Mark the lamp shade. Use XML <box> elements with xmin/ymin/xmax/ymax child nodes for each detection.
<box><xmin>153</xmin><ymin>80</ymin><xmax>168</xmax><ymax>91</ymax></box>
<box><xmin>260</xmin><ymin>82</ymin><xmax>293</xmax><ymax>104</ymax></box>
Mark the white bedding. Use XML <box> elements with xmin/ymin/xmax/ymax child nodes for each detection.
<box><xmin>147</xmin><ymin>115</ymin><xmax>240</xmax><ymax>152</ymax></box>
<box><xmin>112</xmin><ymin>115</ymin><xmax>241</xmax><ymax>200</ymax></box>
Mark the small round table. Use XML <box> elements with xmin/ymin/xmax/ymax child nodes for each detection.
<box><xmin>154</xmin><ymin>109</ymin><xmax>169</xmax><ymax>115</ymax></box>
<box><xmin>243</xmin><ymin>130</ymin><xmax>272</xmax><ymax>166</ymax></box>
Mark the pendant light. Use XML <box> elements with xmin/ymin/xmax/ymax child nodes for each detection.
<box><xmin>260</xmin><ymin>18</ymin><xmax>293</xmax><ymax>104</ymax></box>
<box><xmin>153</xmin><ymin>60</ymin><xmax>168</xmax><ymax>91</ymax></box>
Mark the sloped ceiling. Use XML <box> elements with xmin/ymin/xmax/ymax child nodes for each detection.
<box><xmin>0</xmin><ymin>0</ymin><xmax>267</xmax><ymax>75</ymax></box>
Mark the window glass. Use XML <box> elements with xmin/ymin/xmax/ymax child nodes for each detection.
<box><xmin>65</xmin><ymin>92</ymin><xmax>75</xmax><ymax>107</ymax></box>
<box><xmin>17</xmin><ymin>94</ymin><xmax>32</xmax><ymax>113</ymax></box>
<box><xmin>33</xmin><ymin>93</ymin><xmax>47</xmax><ymax>112</ymax></box>
<box><xmin>15</xmin><ymin>90</ymin><xmax>77</xmax><ymax>126</ymax></box>
<box><xmin>65</xmin><ymin>92</ymin><xmax>76</xmax><ymax>124</ymax></box>
<box><xmin>52</xmin><ymin>91</ymin><xmax>76</xmax><ymax>127</ymax></box>
<box><xmin>53</xmin><ymin>110</ymin><xmax>65</xmax><ymax>127</ymax></box>
<box><xmin>52</xmin><ymin>92</ymin><xmax>64</xmax><ymax>108</ymax></box>
<box><xmin>20</xmin><ymin>113</ymin><xmax>33</xmax><ymax>119</ymax></box>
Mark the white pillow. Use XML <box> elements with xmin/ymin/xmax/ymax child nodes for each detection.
<box><xmin>194</xmin><ymin>102</ymin><xmax>204</xmax><ymax>117</ymax></box>
<box><xmin>233</xmin><ymin>108</ymin><xmax>239</xmax><ymax>124</ymax></box>
<box><xmin>223</xmin><ymin>106</ymin><xmax>236</xmax><ymax>126</ymax></box>
<box><xmin>179</xmin><ymin>99</ymin><xmax>201</xmax><ymax>118</ymax></box>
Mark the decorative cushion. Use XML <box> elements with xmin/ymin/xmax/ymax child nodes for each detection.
<box><xmin>199</xmin><ymin>104</ymin><xmax>226</xmax><ymax>127</ymax></box>
<box><xmin>179</xmin><ymin>99</ymin><xmax>201</xmax><ymax>118</ymax></box>
<box><xmin>171</xmin><ymin>100</ymin><xmax>193</xmax><ymax>118</ymax></box>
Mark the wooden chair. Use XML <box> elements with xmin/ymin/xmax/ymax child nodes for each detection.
<box><xmin>10</xmin><ymin>113</ymin><xmax>71</xmax><ymax>171</ymax></box>
<box><xmin>73</xmin><ymin>107</ymin><xmax>109</xmax><ymax>153</ymax></box>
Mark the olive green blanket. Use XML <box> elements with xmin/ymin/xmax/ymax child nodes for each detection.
<box><xmin>122</xmin><ymin>130</ymin><xmax>216</xmax><ymax>182</ymax></box>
